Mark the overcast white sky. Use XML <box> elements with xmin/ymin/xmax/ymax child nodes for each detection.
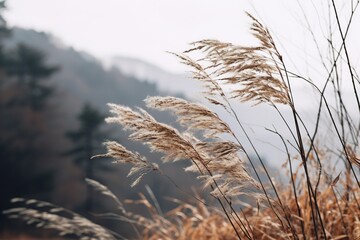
<box><xmin>4</xmin><ymin>0</ymin><xmax>359</xmax><ymax>75</ymax></box>
<box><xmin>2</xmin><ymin>0</ymin><xmax>308</xmax><ymax>73</ymax></box>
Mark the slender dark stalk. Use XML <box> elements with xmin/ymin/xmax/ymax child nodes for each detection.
<box><xmin>294</xmin><ymin>111</ymin><xmax>323</xmax><ymax>195</ymax></box>
<box><xmin>267</xmin><ymin>128</ymin><xmax>306</xmax><ymax>239</ymax></box>
<box><xmin>183</xmin><ymin>137</ymin><xmax>250</xmax><ymax>239</ymax></box>
<box><xmin>159</xmin><ymin>170</ymin><xmax>209</xmax><ymax>207</ymax></box>
<box><xmin>331</xmin><ymin>0</ymin><xmax>360</xmax><ymax>115</ymax></box>
<box><xmin>217</xmin><ymin>197</ymin><xmax>245</xmax><ymax>240</ymax></box>
<box><xmin>332</xmin><ymin>187</ymin><xmax>349</xmax><ymax>236</ymax></box>
<box><xmin>228</xmin><ymin>113</ymin><xmax>300</xmax><ymax>239</ymax></box>
<box><xmin>286</xmin><ymin>71</ymin><xmax>359</xmax><ymax>187</ymax></box>
<box><xmin>270</xmin><ymin>42</ymin><xmax>326</xmax><ymax>238</ymax></box>
<box><xmin>239</xmin><ymin>207</ymin><xmax>255</xmax><ymax>238</ymax></box>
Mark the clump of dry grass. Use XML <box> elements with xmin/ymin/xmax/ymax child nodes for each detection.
<box><xmin>4</xmin><ymin>3</ymin><xmax>360</xmax><ymax>239</ymax></box>
<box><xmin>124</xmin><ymin>176</ymin><xmax>360</xmax><ymax>240</ymax></box>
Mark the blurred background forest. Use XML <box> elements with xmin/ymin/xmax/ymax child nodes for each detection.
<box><xmin>0</xmin><ymin>1</ymin><xmax>201</xmax><ymax>238</ymax></box>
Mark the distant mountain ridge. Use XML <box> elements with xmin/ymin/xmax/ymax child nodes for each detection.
<box><xmin>110</xmin><ymin>56</ymin><xmax>201</xmax><ymax>99</ymax></box>
<box><xmin>4</xmin><ymin>28</ymin><xmax>167</xmax><ymax>113</ymax></box>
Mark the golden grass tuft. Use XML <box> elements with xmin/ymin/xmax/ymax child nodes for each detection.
<box><xmin>136</xmin><ymin>180</ymin><xmax>360</xmax><ymax>240</ymax></box>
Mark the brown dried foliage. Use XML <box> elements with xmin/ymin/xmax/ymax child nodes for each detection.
<box><xmin>133</xmin><ymin>178</ymin><xmax>360</xmax><ymax>240</ymax></box>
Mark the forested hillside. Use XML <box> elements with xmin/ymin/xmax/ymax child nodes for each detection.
<box><xmin>1</xmin><ymin>26</ymin><xmax>196</xmax><ymax>238</ymax></box>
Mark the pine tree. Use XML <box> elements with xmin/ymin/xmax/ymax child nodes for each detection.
<box><xmin>66</xmin><ymin>103</ymin><xmax>105</xmax><ymax>213</ymax></box>
<box><xmin>5</xmin><ymin>43</ymin><xmax>58</xmax><ymax>110</ymax></box>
